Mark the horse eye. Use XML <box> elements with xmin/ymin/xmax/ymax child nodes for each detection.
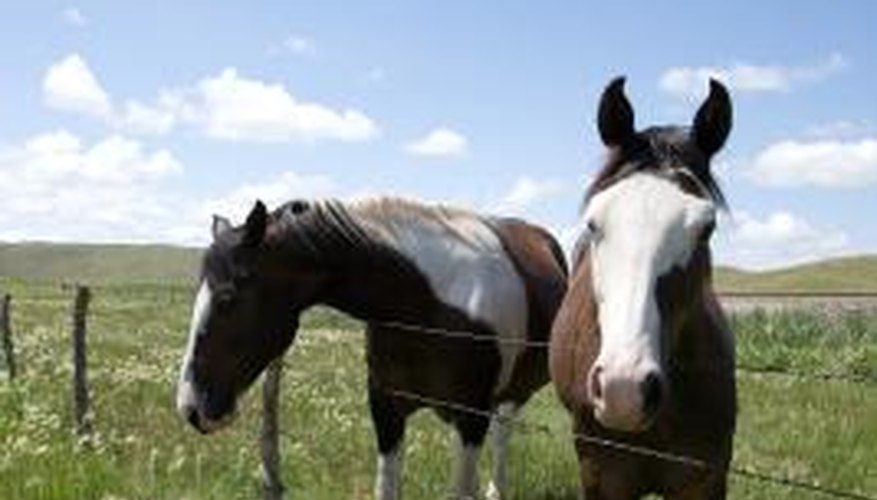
<box><xmin>586</xmin><ymin>219</ymin><xmax>601</xmax><ymax>240</ymax></box>
<box><xmin>214</xmin><ymin>290</ymin><xmax>236</xmax><ymax>312</ymax></box>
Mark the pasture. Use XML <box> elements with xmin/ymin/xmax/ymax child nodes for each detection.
<box><xmin>0</xmin><ymin>278</ymin><xmax>875</xmax><ymax>499</ymax></box>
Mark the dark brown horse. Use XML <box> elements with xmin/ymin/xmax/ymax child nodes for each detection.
<box><xmin>550</xmin><ymin>77</ymin><xmax>736</xmax><ymax>499</ymax></box>
<box><xmin>176</xmin><ymin>197</ymin><xmax>567</xmax><ymax>499</ymax></box>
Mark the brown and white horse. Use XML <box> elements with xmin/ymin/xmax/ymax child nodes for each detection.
<box><xmin>550</xmin><ymin>78</ymin><xmax>736</xmax><ymax>499</ymax></box>
<box><xmin>176</xmin><ymin>197</ymin><xmax>567</xmax><ymax>499</ymax></box>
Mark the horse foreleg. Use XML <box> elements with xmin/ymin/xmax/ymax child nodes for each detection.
<box><xmin>452</xmin><ymin>413</ymin><xmax>491</xmax><ymax>500</ymax></box>
<box><xmin>369</xmin><ymin>384</ymin><xmax>407</xmax><ymax>500</ymax></box>
<box><xmin>666</xmin><ymin>472</ymin><xmax>728</xmax><ymax>500</ymax></box>
<box><xmin>486</xmin><ymin>402</ymin><xmax>517</xmax><ymax>500</ymax></box>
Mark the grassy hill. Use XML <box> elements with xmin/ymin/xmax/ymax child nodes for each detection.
<box><xmin>715</xmin><ymin>255</ymin><xmax>877</xmax><ymax>294</ymax></box>
<box><xmin>1</xmin><ymin>242</ymin><xmax>876</xmax><ymax>292</ymax></box>
<box><xmin>0</xmin><ymin>242</ymin><xmax>201</xmax><ymax>285</ymax></box>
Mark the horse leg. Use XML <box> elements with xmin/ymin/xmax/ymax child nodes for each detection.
<box><xmin>575</xmin><ymin>449</ymin><xmax>639</xmax><ymax>500</ymax></box>
<box><xmin>666</xmin><ymin>473</ymin><xmax>728</xmax><ymax>500</ymax></box>
<box><xmin>452</xmin><ymin>412</ymin><xmax>491</xmax><ymax>500</ymax></box>
<box><xmin>369</xmin><ymin>383</ymin><xmax>407</xmax><ymax>500</ymax></box>
<box><xmin>485</xmin><ymin>402</ymin><xmax>517</xmax><ymax>500</ymax></box>
<box><xmin>585</xmin><ymin>470</ymin><xmax>642</xmax><ymax>500</ymax></box>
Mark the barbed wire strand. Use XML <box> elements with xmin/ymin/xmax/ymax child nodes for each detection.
<box><xmin>384</xmin><ymin>387</ymin><xmax>877</xmax><ymax>500</ymax></box>
<box><xmin>373</xmin><ymin>320</ymin><xmax>876</xmax><ymax>385</ymax></box>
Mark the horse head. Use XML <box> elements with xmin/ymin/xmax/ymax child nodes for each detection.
<box><xmin>176</xmin><ymin>200</ymin><xmax>327</xmax><ymax>433</ymax></box>
<box><xmin>575</xmin><ymin>77</ymin><xmax>731</xmax><ymax>432</ymax></box>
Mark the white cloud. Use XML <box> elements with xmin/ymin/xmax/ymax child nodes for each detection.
<box><xmin>200</xmin><ymin>171</ymin><xmax>335</xmax><ymax>222</ymax></box>
<box><xmin>118</xmin><ymin>99</ymin><xmax>177</xmax><ymax>135</ymax></box>
<box><xmin>0</xmin><ymin>128</ymin><xmax>361</xmax><ymax>244</ymax></box>
<box><xmin>163</xmin><ymin>170</ymin><xmax>344</xmax><ymax>246</ymax></box>
<box><xmin>62</xmin><ymin>7</ymin><xmax>88</xmax><ymax>27</ymax></box>
<box><xmin>0</xmin><ymin>131</ymin><xmax>183</xmax><ymax>243</ymax></box>
<box><xmin>275</xmin><ymin>35</ymin><xmax>317</xmax><ymax>57</ymax></box>
<box><xmin>192</xmin><ymin>68</ymin><xmax>379</xmax><ymax>142</ymax></box>
<box><xmin>745</xmin><ymin>137</ymin><xmax>877</xmax><ymax>188</ymax></box>
<box><xmin>405</xmin><ymin>127</ymin><xmax>468</xmax><ymax>157</ymax></box>
<box><xmin>43</xmin><ymin>54</ymin><xmax>112</xmax><ymax>118</ymax></box>
<box><xmin>495</xmin><ymin>176</ymin><xmax>565</xmax><ymax>213</ymax></box>
<box><xmin>804</xmin><ymin>120</ymin><xmax>875</xmax><ymax>140</ymax></box>
<box><xmin>659</xmin><ymin>53</ymin><xmax>848</xmax><ymax>100</ymax></box>
<box><xmin>41</xmin><ymin>55</ymin><xmax>380</xmax><ymax>143</ymax></box>
<box><xmin>716</xmin><ymin>210</ymin><xmax>849</xmax><ymax>270</ymax></box>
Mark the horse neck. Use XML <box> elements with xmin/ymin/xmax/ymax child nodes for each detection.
<box><xmin>283</xmin><ymin>206</ymin><xmax>444</xmax><ymax>324</ymax></box>
<box><xmin>321</xmin><ymin>249</ymin><xmax>442</xmax><ymax>324</ymax></box>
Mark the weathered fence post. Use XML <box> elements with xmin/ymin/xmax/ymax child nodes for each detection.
<box><xmin>1</xmin><ymin>294</ymin><xmax>15</xmax><ymax>380</ymax></box>
<box><xmin>71</xmin><ymin>285</ymin><xmax>93</xmax><ymax>438</ymax></box>
<box><xmin>260</xmin><ymin>357</ymin><xmax>284</xmax><ymax>499</ymax></box>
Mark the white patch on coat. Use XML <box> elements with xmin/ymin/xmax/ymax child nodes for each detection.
<box><xmin>348</xmin><ymin>199</ymin><xmax>529</xmax><ymax>395</ymax></box>
<box><xmin>582</xmin><ymin>174</ymin><xmax>715</xmax><ymax>425</ymax></box>
<box><xmin>375</xmin><ymin>444</ymin><xmax>404</xmax><ymax>500</ymax></box>
<box><xmin>176</xmin><ymin>280</ymin><xmax>211</xmax><ymax>418</ymax></box>
<box><xmin>486</xmin><ymin>402</ymin><xmax>517</xmax><ymax>500</ymax></box>
<box><xmin>453</xmin><ymin>437</ymin><xmax>482</xmax><ymax>500</ymax></box>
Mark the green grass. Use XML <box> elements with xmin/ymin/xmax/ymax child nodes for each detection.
<box><xmin>0</xmin><ymin>278</ymin><xmax>874</xmax><ymax>499</ymax></box>
<box><xmin>0</xmin><ymin>243</ymin><xmax>202</xmax><ymax>285</ymax></box>
<box><xmin>715</xmin><ymin>255</ymin><xmax>877</xmax><ymax>294</ymax></box>
<box><xmin>2</xmin><ymin>241</ymin><xmax>877</xmax><ymax>293</ymax></box>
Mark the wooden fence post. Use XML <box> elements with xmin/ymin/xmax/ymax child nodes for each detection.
<box><xmin>1</xmin><ymin>294</ymin><xmax>15</xmax><ymax>380</ymax></box>
<box><xmin>260</xmin><ymin>357</ymin><xmax>284</xmax><ymax>499</ymax></box>
<box><xmin>71</xmin><ymin>285</ymin><xmax>93</xmax><ymax>438</ymax></box>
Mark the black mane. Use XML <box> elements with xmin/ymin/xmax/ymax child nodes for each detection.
<box><xmin>586</xmin><ymin>126</ymin><xmax>727</xmax><ymax>209</ymax></box>
<box><xmin>271</xmin><ymin>200</ymin><xmax>375</xmax><ymax>265</ymax></box>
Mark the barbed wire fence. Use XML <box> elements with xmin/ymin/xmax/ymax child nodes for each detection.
<box><xmin>258</xmin><ymin>316</ymin><xmax>875</xmax><ymax>499</ymax></box>
<box><xmin>1</xmin><ymin>293</ymin><xmax>16</xmax><ymax>381</ymax></box>
<box><xmin>0</xmin><ymin>285</ymin><xmax>874</xmax><ymax>499</ymax></box>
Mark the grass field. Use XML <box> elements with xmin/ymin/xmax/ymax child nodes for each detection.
<box><xmin>0</xmin><ymin>278</ymin><xmax>875</xmax><ymax>499</ymax></box>
<box><xmin>3</xmin><ymin>241</ymin><xmax>877</xmax><ymax>294</ymax></box>
<box><xmin>715</xmin><ymin>255</ymin><xmax>877</xmax><ymax>294</ymax></box>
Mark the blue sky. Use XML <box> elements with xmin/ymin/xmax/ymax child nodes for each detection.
<box><xmin>1</xmin><ymin>1</ymin><xmax>875</xmax><ymax>269</ymax></box>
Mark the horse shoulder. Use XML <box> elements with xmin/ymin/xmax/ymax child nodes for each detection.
<box><xmin>491</xmin><ymin>219</ymin><xmax>568</xmax><ymax>335</ymax></box>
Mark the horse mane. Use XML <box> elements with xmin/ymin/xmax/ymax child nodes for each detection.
<box><xmin>585</xmin><ymin>126</ymin><xmax>727</xmax><ymax>210</ymax></box>
<box><xmin>271</xmin><ymin>197</ymin><xmax>494</xmax><ymax>263</ymax></box>
<box><xmin>271</xmin><ymin>200</ymin><xmax>374</xmax><ymax>264</ymax></box>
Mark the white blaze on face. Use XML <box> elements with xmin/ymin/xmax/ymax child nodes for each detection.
<box><xmin>583</xmin><ymin>174</ymin><xmax>715</xmax><ymax>429</ymax></box>
<box><xmin>176</xmin><ymin>280</ymin><xmax>212</xmax><ymax>419</ymax></box>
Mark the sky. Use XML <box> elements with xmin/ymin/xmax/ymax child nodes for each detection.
<box><xmin>0</xmin><ymin>1</ymin><xmax>875</xmax><ymax>269</ymax></box>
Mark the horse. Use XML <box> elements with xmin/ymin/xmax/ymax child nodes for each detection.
<box><xmin>549</xmin><ymin>77</ymin><xmax>736</xmax><ymax>499</ymax></box>
<box><xmin>176</xmin><ymin>196</ymin><xmax>568</xmax><ymax>499</ymax></box>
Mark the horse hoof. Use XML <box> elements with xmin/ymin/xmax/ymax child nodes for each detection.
<box><xmin>485</xmin><ymin>481</ymin><xmax>504</xmax><ymax>500</ymax></box>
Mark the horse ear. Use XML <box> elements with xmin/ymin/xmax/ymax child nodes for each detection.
<box><xmin>692</xmin><ymin>79</ymin><xmax>732</xmax><ymax>158</ymax></box>
<box><xmin>598</xmin><ymin>76</ymin><xmax>635</xmax><ymax>147</ymax></box>
<box><xmin>243</xmin><ymin>200</ymin><xmax>268</xmax><ymax>247</ymax></box>
<box><xmin>212</xmin><ymin>215</ymin><xmax>233</xmax><ymax>241</ymax></box>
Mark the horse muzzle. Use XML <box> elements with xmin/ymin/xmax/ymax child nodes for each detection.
<box><xmin>587</xmin><ymin>361</ymin><xmax>664</xmax><ymax>432</ymax></box>
<box><xmin>176</xmin><ymin>379</ymin><xmax>237</xmax><ymax>434</ymax></box>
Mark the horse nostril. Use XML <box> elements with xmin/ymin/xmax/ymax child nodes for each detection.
<box><xmin>641</xmin><ymin>372</ymin><xmax>662</xmax><ymax>415</ymax></box>
<box><xmin>588</xmin><ymin>366</ymin><xmax>605</xmax><ymax>402</ymax></box>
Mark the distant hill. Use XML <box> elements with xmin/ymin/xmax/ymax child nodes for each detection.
<box><xmin>0</xmin><ymin>242</ymin><xmax>201</xmax><ymax>285</ymax></box>
<box><xmin>715</xmin><ymin>255</ymin><xmax>877</xmax><ymax>293</ymax></box>
<box><xmin>1</xmin><ymin>242</ymin><xmax>875</xmax><ymax>292</ymax></box>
